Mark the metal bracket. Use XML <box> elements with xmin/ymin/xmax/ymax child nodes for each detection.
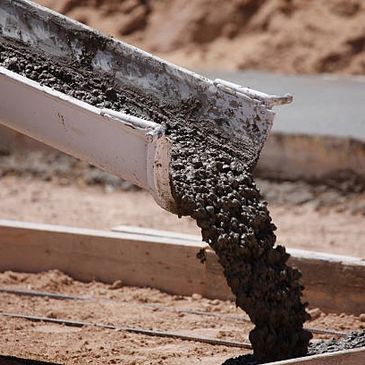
<box><xmin>100</xmin><ymin>108</ymin><xmax>165</xmax><ymax>142</ymax></box>
<box><xmin>214</xmin><ymin>79</ymin><xmax>293</xmax><ymax>108</ymax></box>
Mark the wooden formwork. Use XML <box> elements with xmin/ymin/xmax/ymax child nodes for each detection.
<box><xmin>267</xmin><ymin>347</ymin><xmax>365</xmax><ymax>365</ymax></box>
<box><xmin>0</xmin><ymin>219</ymin><xmax>364</xmax><ymax>364</ymax></box>
<box><xmin>0</xmin><ymin>219</ymin><xmax>364</xmax><ymax>314</ymax></box>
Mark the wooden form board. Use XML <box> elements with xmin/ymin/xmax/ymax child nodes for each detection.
<box><xmin>0</xmin><ymin>220</ymin><xmax>207</xmax><ymax>296</ymax></box>
<box><xmin>205</xmin><ymin>248</ymin><xmax>365</xmax><ymax>315</ymax></box>
<box><xmin>0</xmin><ymin>219</ymin><xmax>364</xmax><ymax>315</ymax></box>
<box><xmin>114</xmin><ymin>225</ymin><xmax>365</xmax><ymax>315</ymax></box>
<box><xmin>266</xmin><ymin>347</ymin><xmax>365</xmax><ymax>365</ymax></box>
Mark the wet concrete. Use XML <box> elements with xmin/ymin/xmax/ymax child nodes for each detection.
<box><xmin>223</xmin><ymin>330</ymin><xmax>365</xmax><ymax>364</ymax></box>
<box><xmin>0</xmin><ymin>35</ymin><xmax>311</xmax><ymax>362</ymax></box>
<box><xmin>168</xmin><ymin>119</ymin><xmax>312</xmax><ymax>363</ymax></box>
<box><xmin>309</xmin><ymin>329</ymin><xmax>365</xmax><ymax>355</ymax></box>
<box><xmin>0</xmin><ymin>39</ymin><xmax>161</xmax><ymax>122</ymax></box>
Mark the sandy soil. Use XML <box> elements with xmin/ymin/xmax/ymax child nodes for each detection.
<box><xmin>34</xmin><ymin>0</ymin><xmax>365</xmax><ymax>75</ymax></box>
<box><xmin>0</xmin><ymin>174</ymin><xmax>364</xmax><ymax>258</ymax></box>
<box><xmin>0</xmin><ymin>270</ymin><xmax>364</xmax><ymax>364</ymax></box>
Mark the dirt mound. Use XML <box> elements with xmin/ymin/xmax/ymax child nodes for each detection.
<box><xmin>35</xmin><ymin>0</ymin><xmax>365</xmax><ymax>74</ymax></box>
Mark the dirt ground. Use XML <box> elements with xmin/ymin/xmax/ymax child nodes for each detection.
<box><xmin>0</xmin><ymin>270</ymin><xmax>364</xmax><ymax>364</ymax></box>
<box><xmin>34</xmin><ymin>0</ymin><xmax>365</xmax><ymax>75</ymax></box>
